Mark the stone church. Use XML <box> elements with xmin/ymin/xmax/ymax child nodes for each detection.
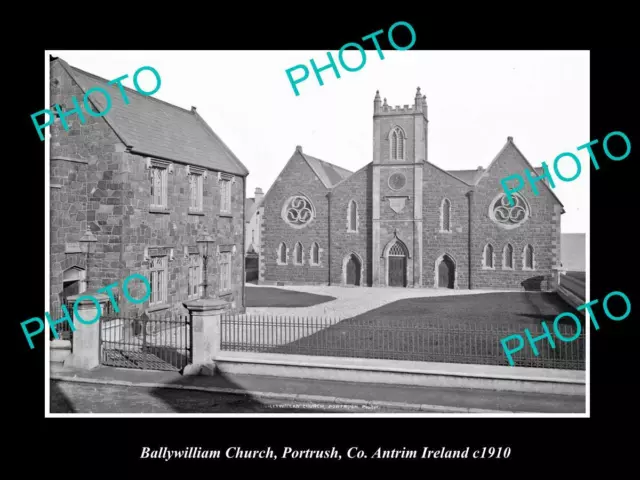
<box><xmin>258</xmin><ymin>88</ymin><xmax>563</xmax><ymax>290</ymax></box>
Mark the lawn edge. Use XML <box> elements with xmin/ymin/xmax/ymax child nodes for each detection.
<box><xmin>50</xmin><ymin>375</ymin><xmax>534</xmax><ymax>414</ymax></box>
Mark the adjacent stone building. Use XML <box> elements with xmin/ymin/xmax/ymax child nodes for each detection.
<box><xmin>245</xmin><ymin>187</ymin><xmax>264</xmax><ymax>254</ymax></box>
<box><xmin>49</xmin><ymin>57</ymin><xmax>249</xmax><ymax>314</ymax></box>
<box><xmin>259</xmin><ymin>88</ymin><xmax>563</xmax><ymax>290</ymax></box>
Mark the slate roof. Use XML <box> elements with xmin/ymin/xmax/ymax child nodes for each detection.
<box><xmin>299</xmin><ymin>151</ymin><xmax>353</xmax><ymax>188</ymax></box>
<box><xmin>55</xmin><ymin>58</ymin><xmax>248</xmax><ymax>176</ymax></box>
<box><xmin>447</xmin><ymin>169</ymin><xmax>483</xmax><ymax>184</ymax></box>
<box><xmin>245</xmin><ymin>196</ymin><xmax>264</xmax><ymax>222</ymax></box>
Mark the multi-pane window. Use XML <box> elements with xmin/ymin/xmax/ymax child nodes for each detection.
<box><xmin>149</xmin><ymin>255</ymin><xmax>168</xmax><ymax>305</ymax></box>
<box><xmin>483</xmin><ymin>244</ymin><xmax>494</xmax><ymax>269</ymax></box>
<box><xmin>310</xmin><ymin>242</ymin><xmax>319</xmax><ymax>265</ymax></box>
<box><xmin>188</xmin><ymin>173</ymin><xmax>204</xmax><ymax>212</ymax></box>
<box><xmin>503</xmin><ymin>244</ymin><xmax>514</xmax><ymax>269</ymax></box>
<box><xmin>220</xmin><ymin>178</ymin><xmax>232</xmax><ymax>214</ymax></box>
<box><xmin>524</xmin><ymin>244</ymin><xmax>534</xmax><ymax>270</ymax></box>
<box><xmin>187</xmin><ymin>254</ymin><xmax>202</xmax><ymax>299</ymax></box>
<box><xmin>150</xmin><ymin>167</ymin><xmax>168</xmax><ymax>209</ymax></box>
<box><xmin>220</xmin><ymin>252</ymin><xmax>231</xmax><ymax>292</ymax></box>
<box><xmin>441</xmin><ymin>198</ymin><xmax>451</xmax><ymax>232</ymax></box>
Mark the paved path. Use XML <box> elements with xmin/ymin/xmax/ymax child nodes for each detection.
<box><xmin>51</xmin><ymin>381</ymin><xmax>406</xmax><ymax>413</ymax></box>
<box><xmin>50</xmin><ymin>364</ymin><xmax>585</xmax><ymax>414</ymax></box>
<box><xmin>245</xmin><ymin>284</ymin><xmax>517</xmax><ymax>318</ymax></box>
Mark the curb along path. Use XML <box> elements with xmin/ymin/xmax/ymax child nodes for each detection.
<box><xmin>50</xmin><ymin>375</ymin><xmax>527</xmax><ymax>414</ymax></box>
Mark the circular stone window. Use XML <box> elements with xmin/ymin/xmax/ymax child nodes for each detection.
<box><xmin>281</xmin><ymin>194</ymin><xmax>315</xmax><ymax>229</ymax></box>
<box><xmin>388</xmin><ymin>172</ymin><xmax>407</xmax><ymax>191</ymax></box>
<box><xmin>488</xmin><ymin>192</ymin><xmax>531</xmax><ymax>230</ymax></box>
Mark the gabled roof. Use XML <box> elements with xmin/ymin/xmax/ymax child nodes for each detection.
<box><xmin>298</xmin><ymin>149</ymin><xmax>353</xmax><ymax>188</ymax></box>
<box><xmin>245</xmin><ymin>196</ymin><xmax>264</xmax><ymax>221</ymax></box>
<box><xmin>446</xmin><ymin>169</ymin><xmax>484</xmax><ymax>185</ymax></box>
<box><xmin>479</xmin><ymin>137</ymin><xmax>564</xmax><ymax>208</ymax></box>
<box><xmin>54</xmin><ymin>58</ymin><xmax>248</xmax><ymax>176</ymax></box>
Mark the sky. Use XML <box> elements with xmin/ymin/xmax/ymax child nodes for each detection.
<box><xmin>47</xmin><ymin>50</ymin><xmax>589</xmax><ymax>233</ymax></box>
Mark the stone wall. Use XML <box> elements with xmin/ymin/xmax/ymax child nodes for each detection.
<box><xmin>49</xmin><ymin>60</ymin><xmax>126</xmax><ymax>310</ymax></box>
<box><xmin>328</xmin><ymin>165</ymin><xmax>372</xmax><ymax>285</ymax></box>
<box><xmin>421</xmin><ymin>163</ymin><xmax>471</xmax><ymax>289</ymax></box>
<box><xmin>260</xmin><ymin>151</ymin><xmax>330</xmax><ymax>285</ymax></box>
<box><xmin>49</xmin><ymin>60</ymin><xmax>245</xmax><ymax>312</ymax></box>
<box><xmin>470</xmin><ymin>141</ymin><xmax>560</xmax><ymax>290</ymax></box>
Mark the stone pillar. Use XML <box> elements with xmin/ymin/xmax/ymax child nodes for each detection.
<box><xmin>63</xmin><ymin>293</ymin><xmax>110</xmax><ymax>370</ymax></box>
<box><xmin>182</xmin><ymin>298</ymin><xmax>230</xmax><ymax>376</ymax></box>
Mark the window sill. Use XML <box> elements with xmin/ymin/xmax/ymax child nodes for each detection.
<box><xmin>276</xmin><ymin>263</ymin><xmax>287</xmax><ymax>266</ymax></box>
<box><xmin>482</xmin><ymin>267</ymin><xmax>495</xmax><ymax>271</ymax></box>
<box><xmin>502</xmin><ymin>267</ymin><xmax>514</xmax><ymax>271</ymax></box>
<box><xmin>219</xmin><ymin>213</ymin><xmax>233</xmax><ymax>218</ymax></box>
<box><xmin>150</xmin><ymin>207</ymin><xmax>170</xmax><ymax>214</ymax></box>
<box><xmin>146</xmin><ymin>303</ymin><xmax>170</xmax><ymax>313</ymax></box>
<box><xmin>439</xmin><ymin>230</ymin><xmax>452</xmax><ymax>234</ymax></box>
<box><xmin>188</xmin><ymin>209</ymin><xmax>205</xmax><ymax>216</ymax></box>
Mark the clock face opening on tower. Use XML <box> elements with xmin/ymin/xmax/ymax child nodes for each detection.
<box><xmin>388</xmin><ymin>172</ymin><xmax>407</xmax><ymax>191</ymax></box>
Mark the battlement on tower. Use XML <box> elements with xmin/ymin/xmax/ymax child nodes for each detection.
<box><xmin>373</xmin><ymin>88</ymin><xmax>428</xmax><ymax>117</ymax></box>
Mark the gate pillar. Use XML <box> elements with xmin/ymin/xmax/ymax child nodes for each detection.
<box><xmin>63</xmin><ymin>293</ymin><xmax>110</xmax><ymax>370</ymax></box>
<box><xmin>182</xmin><ymin>298</ymin><xmax>230</xmax><ymax>376</ymax></box>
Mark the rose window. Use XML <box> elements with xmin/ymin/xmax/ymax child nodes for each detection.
<box><xmin>282</xmin><ymin>195</ymin><xmax>315</xmax><ymax>228</ymax></box>
<box><xmin>489</xmin><ymin>193</ymin><xmax>530</xmax><ymax>229</ymax></box>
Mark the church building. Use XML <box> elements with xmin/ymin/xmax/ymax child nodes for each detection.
<box><xmin>258</xmin><ymin>88</ymin><xmax>563</xmax><ymax>290</ymax></box>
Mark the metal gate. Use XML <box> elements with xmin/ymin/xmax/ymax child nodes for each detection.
<box><xmin>99</xmin><ymin>310</ymin><xmax>192</xmax><ymax>372</ymax></box>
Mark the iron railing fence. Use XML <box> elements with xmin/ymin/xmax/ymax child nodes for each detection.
<box><xmin>99</xmin><ymin>308</ymin><xmax>192</xmax><ymax>372</ymax></box>
<box><xmin>48</xmin><ymin>292</ymin><xmax>123</xmax><ymax>342</ymax></box>
<box><xmin>220</xmin><ymin>311</ymin><xmax>586</xmax><ymax>370</ymax></box>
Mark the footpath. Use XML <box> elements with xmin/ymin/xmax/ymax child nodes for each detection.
<box><xmin>50</xmin><ymin>364</ymin><xmax>585</xmax><ymax>414</ymax></box>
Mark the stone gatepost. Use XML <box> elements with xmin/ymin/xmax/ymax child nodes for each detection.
<box><xmin>63</xmin><ymin>293</ymin><xmax>110</xmax><ymax>370</ymax></box>
<box><xmin>182</xmin><ymin>298</ymin><xmax>230</xmax><ymax>376</ymax></box>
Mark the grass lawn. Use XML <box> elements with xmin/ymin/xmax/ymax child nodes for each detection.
<box><xmin>262</xmin><ymin>292</ymin><xmax>585</xmax><ymax>370</ymax></box>
<box><xmin>245</xmin><ymin>286</ymin><xmax>336</xmax><ymax>308</ymax></box>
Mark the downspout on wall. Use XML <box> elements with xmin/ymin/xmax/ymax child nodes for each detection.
<box><xmin>466</xmin><ymin>190</ymin><xmax>474</xmax><ymax>289</ymax></box>
<box><xmin>327</xmin><ymin>191</ymin><xmax>332</xmax><ymax>285</ymax></box>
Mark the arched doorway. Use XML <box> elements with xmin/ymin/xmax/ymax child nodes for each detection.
<box><xmin>62</xmin><ymin>266</ymin><xmax>86</xmax><ymax>302</ymax></box>
<box><xmin>388</xmin><ymin>242</ymin><xmax>407</xmax><ymax>287</ymax></box>
<box><xmin>437</xmin><ymin>255</ymin><xmax>455</xmax><ymax>289</ymax></box>
<box><xmin>345</xmin><ymin>254</ymin><xmax>361</xmax><ymax>286</ymax></box>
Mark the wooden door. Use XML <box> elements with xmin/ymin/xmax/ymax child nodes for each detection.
<box><xmin>438</xmin><ymin>257</ymin><xmax>454</xmax><ymax>288</ymax></box>
<box><xmin>388</xmin><ymin>256</ymin><xmax>406</xmax><ymax>287</ymax></box>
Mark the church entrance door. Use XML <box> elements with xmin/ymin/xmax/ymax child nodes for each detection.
<box><xmin>388</xmin><ymin>256</ymin><xmax>406</xmax><ymax>287</ymax></box>
<box><xmin>346</xmin><ymin>254</ymin><xmax>361</xmax><ymax>286</ymax></box>
<box><xmin>438</xmin><ymin>255</ymin><xmax>455</xmax><ymax>289</ymax></box>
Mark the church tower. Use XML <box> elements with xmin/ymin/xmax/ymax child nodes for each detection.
<box><xmin>371</xmin><ymin>88</ymin><xmax>428</xmax><ymax>287</ymax></box>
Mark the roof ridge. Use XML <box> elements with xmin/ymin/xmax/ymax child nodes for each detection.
<box><xmin>304</xmin><ymin>152</ymin><xmax>354</xmax><ymax>174</ymax></box>
<box><xmin>68</xmin><ymin>63</ymin><xmax>195</xmax><ymax>116</ymax></box>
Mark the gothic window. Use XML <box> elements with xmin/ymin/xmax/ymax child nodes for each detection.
<box><xmin>310</xmin><ymin>242</ymin><xmax>320</xmax><ymax>266</ymax></box>
<box><xmin>489</xmin><ymin>192</ymin><xmax>531</xmax><ymax>230</ymax></box>
<box><xmin>483</xmin><ymin>244</ymin><xmax>494</xmax><ymax>269</ymax></box>
<box><xmin>278</xmin><ymin>242</ymin><xmax>287</xmax><ymax>265</ymax></box>
<box><xmin>503</xmin><ymin>244</ymin><xmax>514</xmax><ymax>270</ymax></box>
<box><xmin>282</xmin><ymin>194</ymin><xmax>315</xmax><ymax>229</ymax></box>
<box><xmin>523</xmin><ymin>244</ymin><xmax>535</xmax><ymax>270</ymax></box>
<box><xmin>389</xmin><ymin>126</ymin><xmax>406</xmax><ymax>161</ymax></box>
<box><xmin>294</xmin><ymin>242</ymin><xmax>303</xmax><ymax>265</ymax></box>
<box><xmin>348</xmin><ymin>200</ymin><xmax>358</xmax><ymax>232</ymax></box>
<box><xmin>441</xmin><ymin>198</ymin><xmax>451</xmax><ymax>232</ymax></box>
<box><xmin>220</xmin><ymin>178</ymin><xmax>231</xmax><ymax>214</ymax></box>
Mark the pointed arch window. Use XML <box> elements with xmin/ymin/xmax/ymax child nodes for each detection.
<box><xmin>523</xmin><ymin>244</ymin><xmax>535</xmax><ymax>270</ymax></box>
<box><xmin>483</xmin><ymin>243</ymin><xmax>494</xmax><ymax>269</ymax></box>
<box><xmin>440</xmin><ymin>198</ymin><xmax>451</xmax><ymax>232</ymax></box>
<box><xmin>310</xmin><ymin>242</ymin><xmax>320</xmax><ymax>266</ymax></box>
<box><xmin>347</xmin><ymin>200</ymin><xmax>358</xmax><ymax>232</ymax></box>
<box><xmin>389</xmin><ymin>126</ymin><xmax>406</xmax><ymax>161</ymax></box>
<box><xmin>503</xmin><ymin>243</ymin><xmax>514</xmax><ymax>270</ymax></box>
<box><xmin>277</xmin><ymin>242</ymin><xmax>287</xmax><ymax>265</ymax></box>
<box><xmin>294</xmin><ymin>242</ymin><xmax>303</xmax><ymax>265</ymax></box>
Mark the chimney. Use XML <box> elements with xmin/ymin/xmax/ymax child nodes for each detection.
<box><xmin>191</xmin><ymin>106</ymin><xmax>197</xmax><ymax>113</ymax></box>
<box><xmin>254</xmin><ymin>187</ymin><xmax>264</xmax><ymax>204</ymax></box>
